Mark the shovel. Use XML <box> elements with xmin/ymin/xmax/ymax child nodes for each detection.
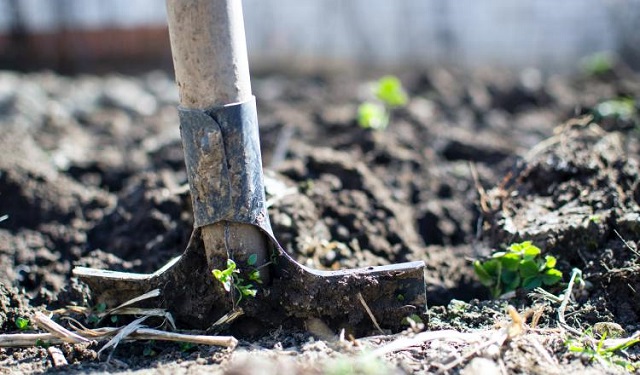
<box><xmin>73</xmin><ymin>0</ymin><xmax>426</xmax><ymax>334</ymax></box>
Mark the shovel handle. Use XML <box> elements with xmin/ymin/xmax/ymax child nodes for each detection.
<box><xmin>166</xmin><ymin>0</ymin><xmax>269</xmax><ymax>285</ymax></box>
<box><xmin>166</xmin><ymin>0</ymin><xmax>251</xmax><ymax>108</ymax></box>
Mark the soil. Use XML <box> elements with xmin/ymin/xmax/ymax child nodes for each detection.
<box><xmin>1</xmin><ymin>65</ymin><xmax>640</xmax><ymax>374</ymax></box>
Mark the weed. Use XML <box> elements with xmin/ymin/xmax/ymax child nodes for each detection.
<box><xmin>593</xmin><ymin>97</ymin><xmax>636</xmax><ymax>122</ymax></box>
<box><xmin>582</xmin><ymin>52</ymin><xmax>615</xmax><ymax>77</ymax></box>
<box><xmin>588</xmin><ymin>215</ymin><xmax>601</xmax><ymax>224</ymax></box>
<box><xmin>474</xmin><ymin>241</ymin><xmax>563</xmax><ymax>298</ymax></box>
<box><xmin>143</xmin><ymin>340</ymin><xmax>157</xmax><ymax>357</ymax></box>
<box><xmin>14</xmin><ymin>317</ymin><xmax>29</xmax><ymax>331</ymax></box>
<box><xmin>88</xmin><ymin>302</ymin><xmax>107</xmax><ymax>325</ymax></box>
<box><xmin>358</xmin><ymin>102</ymin><xmax>388</xmax><ymax>130</ymax></box>
<box><xmin>35</xmin><ymin>339</ymin><xmax>50</xmax><ymax>348</ymax></box>
<box><xmin>179</xmin><ymin>341</ymin><xmax>196</xmax><ymax>352</ymax></box>
<box><xmin>212</xmin><ymin>258</ymin><xmax>261</xmax><ymax>306</ymax></box>
<box><xmin>566</xmin><ymin>329</ymin><xmax>640</xmax><ymax>372</ymax></box>
<box><xmin>358</xmin><ymin>75</ymin><xmax>408</xmax><ymax>130</ymax></box>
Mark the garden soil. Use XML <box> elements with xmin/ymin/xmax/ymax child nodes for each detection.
<box><xmin>1</xmin><ymin>65</ymin><xmax>640</xmax><ymax>374</ymax></box>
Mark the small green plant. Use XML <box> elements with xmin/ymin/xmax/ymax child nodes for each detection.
<box><xmin>473</xmin><ymin>241</ymin><xmax>563</xmax><ymax>298</ymax></box>
<box><xmin>212</xmin><ymin>257</ymin><xmax>261</xmax><ymax>306</ymax></box>
<box><xmin>88</xmin><ymin>302</ymin><xmax>108</xmax><ymax>325</ymax></box>
<box><xmin>14</xmin><ymin>317</ymin><xmax>30</xmax><ymax>331</ymax></box>
<box><xmin>143</xmin><ymin>340</ymin><xmax>158</xmax><ymax>357</ymax></box>
<box><xmin>179</xmin><ymin>341</ymin><xmax>196</xmax><ymax>352</ymax></box>
<box><xmin>593</xmin><ymin>97</ymin><xmax>636</xmax><ymax>121</ymax></box>
<box><xmin>358</xmin><ymin>75</ymin><xmax>408</xmax><ymax>130</ymax></box>
<box><xmin>582</xmin><ymin>52</ymin><xmax>615</xmax><ymax>77</ymax></box>
<box><xmin>566</xmin><ymin>329</ymin><xmax>640</xmax><ymax>371</ymax></box>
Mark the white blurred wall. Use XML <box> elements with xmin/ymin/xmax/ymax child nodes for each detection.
<box><xmin>2</xmin><ymin>0</ymin><xmax>638</xmax><ymax>72</ymax></box>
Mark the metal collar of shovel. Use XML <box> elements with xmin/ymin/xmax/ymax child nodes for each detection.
<box><xmin>73</xmin><ymin>0</ymin><xmax>426</xmax><ymax>335</ymax></box>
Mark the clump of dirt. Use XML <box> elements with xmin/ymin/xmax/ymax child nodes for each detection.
<box><xmin>0</xmin><ymin>66</ymin><xmax>639</xmax><ymax>373</ymax></box>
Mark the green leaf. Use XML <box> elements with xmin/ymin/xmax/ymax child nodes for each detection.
<box><xmin>519</xmin><ymin>260</ymin><xmax>540</xmax><ymax>278</ymax></box>
<box><xmin>358</xmin><ymin>102</ymin><xmax>389</xmax><ymax>130</ymax></box>
<box><xmin>473</xmin><ymin>260</ymin><xmax>495</xmax><ymax>287</ymax></box>
<box><xmin>500</xmin><ymin>270</ymin><xmax>519</xmax><ymax>285</ymax></box>
<box><xmin>239</xmin><ymin>285</ymin><xmax>257</xmax><ymax>298</ymax></box>
<box><xmin>499</xmin><ymin>252</ymin><xmax>521</xmax><ymax>271</ymax></box>
<box><xmin>502</xmin><ymin>272</ymin><xmax>521</xmax><ymax>293</ymax></box>
<box><xmin>521</xmin><ymin>242</ymin><xmax>541</xmax><ymax>259</ymax></box>
<box><xmin>522</xmin><ymin>276</ymin><xmax>542</xmax><ymax>290</ymax></box>
<box><xmin>374</xmin><ymin>76</ymin><xmax>408</xmax><ymax>107</ymax></box>
<box><xmin>212</xmin><ymin>269</ymin><xmax>224</xmax><ymax>280</ymax></box>
<box><xmin>226</xmin><ymin>259</ymin><xmax>237</xmax><ymax>271</ymax></box>
<box><xmin>595</xmin><ymin>97</ymin><xmax>636</xmax><ymax>120</ymax></box>
<box><xmin>542</xmin><ymin>268</ymin><xmax>563</xmax><ymax>285</ymax></box>
<box><xmin>95</xmin><ymin>302</ymin><xmax>107</xmax><ymax>313</ymax></box>
<box><xmin>508</xmin><ymin>242</ymin><xmax>526</xmax><ymax>253</ymax></box>
<box><xmin>15</xmin><ymin>317</ymin><xmax>29</xmax><ymax>330</ymax></box>
<box><xmin>544</xmin><ymin>255</ymin><xmax>557</xmax><ymax>269</ymax></box>
<box><xmin>249</xmin><ymin>269</ymin><xmax>262</xmax><ymax>283</ymax></box>
<box><xmin>247</xmin><ymin>254</ymin><xmax>258</xmax><ymax>266</ymax></box>
<box><xmin>482</xmin><ymin>259</ymin><xmax>501</xmax><ymax>277</ymax></box>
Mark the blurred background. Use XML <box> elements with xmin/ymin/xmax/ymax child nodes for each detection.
<box><xmin>0</xmin><ymin>0</ymin><xmax>638</xmax><ymax>74</ymax></box>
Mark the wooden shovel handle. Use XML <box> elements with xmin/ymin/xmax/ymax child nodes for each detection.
<box><xmin>166</xmin><ymin>0</ymin><xmax>252</xmax><ymax>108</ymax></box>
<box><xmin>166</xmin><ymin>0</ymin><xmax>269</xmax><ymax>284</ymax></box>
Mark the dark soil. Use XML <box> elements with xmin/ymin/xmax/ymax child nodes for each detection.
<box><xmin>1</xmin><ymin>65</ymin><xmax>640</xmax><ymax>374</ymax></box>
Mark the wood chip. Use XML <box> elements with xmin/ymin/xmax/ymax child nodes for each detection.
<box><xmin>47</xmin><ymin>346</ymin><xmax>68</xmax><ymax>367</ymax></box>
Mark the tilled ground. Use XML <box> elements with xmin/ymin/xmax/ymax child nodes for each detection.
<box><xmin>1</xmin><ymin>66</ymin><xmax>640</xmax><ymax>374</ymax></box>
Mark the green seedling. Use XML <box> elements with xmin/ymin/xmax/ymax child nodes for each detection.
<box><xmin>582</xmin><ymin>52</ymin><xmax>615</xmax><ymax>76</ymax></box>
<box><xmin>179</xmin><ymin>341</ymin><xmax>196</xmax><ymax>352</ymax></box>
<box><xmin>374</xmin><ymin>75</ymin><xmax>408</xmax><ymax>108</ymax></box>
<box><xmin>88</xmin><ymin>302</ymin><xmax>108</xmax><ymax>325</ymax></box>
<box><xmin>358</xmin><ymin>75</ymin><xmax>408</xmax><ymax>131</ymax></box>
<box><xmin>358</xmin><ymin>102</ymin><xmax>388</xmax><ymax>130</ymax></box>
<box><xmin>14</xmin><ymin>317</ymin><xmax>30</xmax><ymax>331</ymax></box>
<box><xmin>566</xmin><ymin>329</ymin><xmax>640</xmax><ymax>372</ymax></box>
<box><xmin>35</xmin><ymin>339</ymin><xmax>51</xmax><ymax>348</ymax></box>
<box><xmin>473</xmin><ymin>241</ymin><xmax>563</xmax><ymax>298</ymax></box>
<box><xmin>212</xmin><ymin>258</ymin><xmax>260</xmax><ymax>306</ymax></box>
<box><xmin>593</xmin><ymin>97</ymin><xmax>636</xmax><ymax>121</ymax></box>
<box><xmin>143</xmin><ymin>341</ymin><xmax>158</xmax><ymax>357</ymax></box>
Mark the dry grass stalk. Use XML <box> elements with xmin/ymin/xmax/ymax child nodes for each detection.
<box><xmin>356</xmin><ymin>292</ymin><xmax>384</xmax><ymax>335</ymax></box>
<box><xmin>34</xmin><ymin>312</ymin><xmax>90</xmax><ymax>344</ymax></box>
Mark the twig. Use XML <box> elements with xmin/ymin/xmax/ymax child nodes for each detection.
<box><xmin>0</xmin><ymin>332</ymin><xmax>67</xmax><ymax>347</ymax></box>
<box><xmin>526</xmin><ymin>335</ymin><xmax>557</xmax><ymax>366</ymax></box>
<box><xmin>208</xmin><ymin>307</ymin><xmax>244</xmax><ymax>333</ymax></box>
<box><xmin>98</xmin><ymin>316</ymin><xmax>149</xmax><ymax>359</ymax></box>
<box><xmin>104</xmin><ymin>289</ymin><xmax>161</xmax><ymax>317</ymax></box>
<box><xmin>0</xmin><ymin>324</ymin><xmax>238</xmax><ymax>349</ymax></box>
<box><xmin>90</xmin><ymin>325</ymin><xmax>238</xmax><ymax>348</ymax></box>
<box><xmin>613</xmin><ymin>229</ymin><xmax>640</xmax><ymax>257</ymax></box>
<box><xmin>436</xmin><ymin>329</ymin><xmax>509</xmax><ymax>374</ymax></box>
<box><xmin>34</xmin><ymin>312</ymin><xmax>90</xmax><ymax>344</ymax></box>
<box><xmin>558</xmin><ymin>268</ymin><xmax>583</xmax><ymax>337</ymax></box>
<box><xmin>126</xmin><ymin>328</ymin><xmax>238</xmax><ymax>348</ymax></box>
<box><xmin>357</xmin><ymin>292</ymin><xmax>384</xmax><ymax>335</ymax></box>
<box><xmin>469</xmin><ymin>162</ymin><xmax>490</xmax><ymax>214</ymax></box>
<box><xmin>372</xmin><ymin>329</ymin><xmax>483</xmax><ymax>357</ymax></box>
